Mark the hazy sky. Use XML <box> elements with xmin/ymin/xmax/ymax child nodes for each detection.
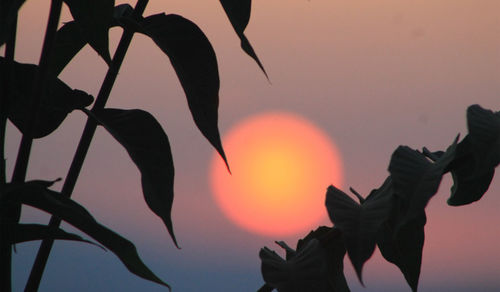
<box><xmin>8</xmin><ymin>0</ymin><xmax>500</xmax><ymax>291</ymax></box>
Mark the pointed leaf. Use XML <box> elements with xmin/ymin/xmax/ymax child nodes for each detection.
<box><xmin>0</xmin><ymin>58</ymin><xmax>94</xmax><ymax>138</ymax></box>
<box><xmin>139</xmin><ymin>14</ymin><xmax>229</xmax><ymax>170</ymax></box>
<box><xmin>325</xmin><ymin>183</ymin><xmax>393</xmax><ymax>284</ymax></box>
<box><xmin>219</xmin><ymin>0</ymin><xmax>267</xmax><ymax>77</ymax></box>
<box><xmin>3</xmin><ymin>182</ymin><xmax>170</xmax><ymax>289</ymax></box>
<box><xmin>7</xmin><ymin>223</ymin><xmax>101</xmax><ymax>248</ymax></box>
<box><xmin>88</xmin><ymin>108</ymin><xmax>178</xmax><ymax>248</ymax></box>
<box><xmin>377</xmin><ymin>199</ymin><xmax>426</xmax><ymax>292</ymax></box>
<box><xmin>49</xmin><ymin>21</ymin><xmax>87</xmax><ymax>76</ymax></box>
<box><xmin>50</xmin><ymin>4</ymin><xmax>138</xmax><ymax>76</ymax></box>
<box><xmin>63</xmin><ymin>0</ymin><xmax>114</xmax><ymax>63</ymax></box>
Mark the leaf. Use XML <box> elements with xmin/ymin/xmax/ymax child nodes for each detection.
<box><xmin>0</xmin><ymin>57</ymin><xmax>94</xmax><ymax>138</ymax></box>
<box><xmin>260</xmin><ymin>239</ymin><xmax>329</xmax><ymax>292</ymax></box>
<box><xmin>377</xmin><ymin>200</ymin><xmax>426</xmax><ymax>292</ymax></box>
<box><xmin>63</xmin><ymin>0</ymin><xmax>114</xmax><ymax>64</ymax></box>
<box><xmin>7</xmin><ymin>223</ymin><xmax>101</xmax><ymax>248</ymax></box>
<box><xmin>88</xmin><ymin>108</ymin><xmax>178</xmax><ymax>248</ymax></box>
<box><xmin>49</xmin><ymin>21</ymin><xmax>87</xmax><ymax>76</ymax></box>
<box><xmin>3</xmin><ymin>182</ymin><xmax>170</xmax><ymax>290</ymax></box>
<box><xmin>388</xmin><ymin>146</ymin><xmax>446</xmax><ymax>228</ymax></box>
<box><xmin>0</xmin><ymin>0</ymin><xmax>26</xmax><ymax>46</ymax></box>
<box><xmin>325</xmin><ymin>182</ymin><xmax>393</xmax><ymax>284</ymax></box>
<box><xmin>446</xmin><ymin>105</ymin><xmax>500</xmax><ymax>206</ymax></box>
<box><xmin>219</xmin><ymin>0</ymin><xmax>267</xmax><ymax>77</ymax></box>
<box><xmin>139</xmin><ymin>13</ymin><xmax>229</xmax><ymax>170</ymax></box>
<box><xmin>297</xmin><ymin>227</ymin><xmax>350</xmax><ymax>292</ymax></box>
<box><xmin>50</xmin><ymin>4</ymin><xmax>138</xmax><ymax>76</ymax></box>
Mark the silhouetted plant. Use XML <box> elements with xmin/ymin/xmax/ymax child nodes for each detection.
<box><xmin>258</xmin><ymin>104</ymin><xmax>500</xmax><ymax>292</ymax></box>
<box><xmin>0</xmin><ymin>0</ymin><xmax>265</xmax><ymax>291</ymax></box>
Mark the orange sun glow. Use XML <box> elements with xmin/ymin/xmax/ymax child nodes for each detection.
<box><xmin>209</xmin><ymin>112</ymin><xmax>343</xmax><ymax>237</ymax></box>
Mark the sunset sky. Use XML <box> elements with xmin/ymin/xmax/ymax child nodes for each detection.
<box><xmin>7</xmin><ymin>0</ymin><xmax>500</xmax><ymax>291</ymax></box>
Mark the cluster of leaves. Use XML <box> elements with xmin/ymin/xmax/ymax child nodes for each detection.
<box><xmin>259</xmin><ymin>104</ymin><xmax>500</xmax><ymax>292</ymax></box>
<box><xmin>1</xmin><ymin>0</ymin><xmax>266</xmax><ymax>290</ymax></box>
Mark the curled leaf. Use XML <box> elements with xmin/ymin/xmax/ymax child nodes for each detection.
<box><xmin>325</xmin><ymin>182</ymin><xmax>393</xmax><ymax>284</ymax></box>
<box><xmin>446</xmin><ymin>105</ymin><xmax>500</xmax><ymax>205</ymax></box>
<box><xmin>260</xmin><ymin>239</ymin><xmax>329</xmax><ymax>292</ymax></box>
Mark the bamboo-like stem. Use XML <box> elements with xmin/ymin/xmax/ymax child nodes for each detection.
<box><xmin>11</xmin><ymin>0</ymin><xmax>63</xmax><ymax>183</ymax></box>
<box><xmin>25</xmin><ymin>1</ymin><xmax>149</xmax><ymax>290</ymax></box>
<box><xmin>0</xmin><ymin>10</ymin><xmax>19</xmax><ymax>292</ymax></box>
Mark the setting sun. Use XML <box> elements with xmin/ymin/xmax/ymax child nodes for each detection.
<box><xmin>210</xmin><ymin>112</ymin><xmax>343</xmax><ymax>237</ymax></box>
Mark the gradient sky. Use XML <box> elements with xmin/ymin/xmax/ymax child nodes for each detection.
<box><xmin>7</xmin><ymin>0</ymin><xmax>500</xmax><ymax>291</ymax></box>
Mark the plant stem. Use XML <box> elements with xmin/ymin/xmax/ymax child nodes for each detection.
<box><xmin>0</xmin><ymin>10</ymin><xmax>18</xmax><ymax>292</ymax></box>
<box><xmin>11</xmin><ymin>0</ymin><xmax>63</xmax><ymax>183</ymax></box>
<box><xmin>25</xmin><ymin>1</ymin><xmax>149</xmax><ymax>290</ymax></box>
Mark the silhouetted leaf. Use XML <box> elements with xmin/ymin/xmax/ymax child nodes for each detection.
<box><xmin>377</xmin><ymin>199</ymin><xmax>426</xmax><ymax>292</ymax></box>
<box><xmin>0</xmin><ymin>57</ymin><xmax>94</xmax><ymax>138</ymax></box>
<box><xmin>7</xmin><ymin>223</ymin><xmax>100</xmax><ymax>248</ymax></box>
<box><xmin>325</xmin><ymin>182</ymin><xmax>393</xmax><ymax>284</ymax></box>
<box><xmin>0</xmin><ymin>0</ymin><xmax>26</xmax><ymax>46</ymax></box>
<box><xmin>89</xmin><ymin>108</ymin><xmax>178</xmax><ymax>248</ymax></box>
<box><xmin>139</xmin><ymin>13</ymin><xmax>229</xmax><ymax>169</ymax></box>
<box><xmin>3</xmin><ymin>182</ymin><xmax>170</xmax><ymax>289</ymax></box>
<box><xmin>219</xmin><ymin>0</ymin><xmax>267</xmax><ymax>77</ymax></box>
<box><xmin>63</xmin><ymin>0</ymin><xmax>114</xmax><ymax>64</ymax></box>
<box><xmin>260</xmin><ymin>239</ymin><xmax>329</xmax><ymax>292</ymax></box>
<box><xmin>49</xmin><ymin>22</ymin><xmax>87</xmax><ymax>76</ymax></box>
<box><xmin>446</xmin><ymin>105</ymin><xmax>500</xmax><ymax>205</ymax></box>
<box><xmin>297</xmin><ymin>227</ymin><xmax>350</xmax><ymax>292</ymax></box>
<box><xmin>388</xmin><ymin>145</ymin><xmax>448</xmax><ymax>229</ymax></box>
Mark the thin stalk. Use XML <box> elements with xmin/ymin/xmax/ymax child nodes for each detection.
<box><xmin>0</xmin><ymin>10</ymin><xmax>18</xmax><ymax>292</ymax></box>
<box><xmin>11</xmin><ymin>0</ymin><xmax>63</xmax><ymax>183</ymax></box>
<box><xmin>25</xmin><ymin>1</ymin><xmax>149</xmax><ymax>290</ymax></box>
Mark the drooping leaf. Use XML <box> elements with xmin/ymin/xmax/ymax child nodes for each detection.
<box><xmin>388</xmin><ymin>145</ymin><xmax>447</xmax><ymax>228</ymax></box>
<box><xmin>3</xmin><ymin>182</ymin><xmax>170</xmax><ymax>290</ymax></box>
<box><xmin>139</xmin><ymin>13</ymin><xmax>229</xmax><ymax>170</ymax></box>
<box><xmin>325</xmin><ymin>181</ymin><xmax>393</xmax><ymax>284</ymax></box>
<box><xmin>63</xmin><ymin>0</ymin><xmax>114</xmax><ymax>64</ymax></box>
<box><xmin>446</xmin><ymin>105</ymin><xmax>500</xmax><ymax>205</ymax></box>
<box><xmin>219</xmin><ymin>0</ymin><xmax>267</xmax><ymax>77</ymax></box>
<box><xmin>0</xmin><ymin>0</ymin><xmax>26</xmax><ymax>46</ymax></box>
<box><xmin>377</xmin><ymin>198</ymin><xmax>426</xmax><ymax>292</ymax></box>
<box><xmin>260</xmin><ymin>239</ymin><xmax>329</xmax><ymax>292</ymax></box>
<box><xmin>297</xmin><ymin>227</ymin><xmax>350</xmax><ymax>292</ymax></box>
<box><xmin>7</xmin><ymin>223</ymin><xmax>101</xmax><ymax>248</ymax></box>
<box><xmin>88</xmin><ymin>108</ymin><xmax>178</xmax><ymax>248</ymax></box>
<box><xmin>0</xmin><ymin>57</ymin><xmax>94</xmax><ymax>138</ymax></box>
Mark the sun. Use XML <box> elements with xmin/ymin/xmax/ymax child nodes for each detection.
<box><xmin>209</xmin><ymin>112</ymin><xmax>343</xmax><ymax>237</ymax></box>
